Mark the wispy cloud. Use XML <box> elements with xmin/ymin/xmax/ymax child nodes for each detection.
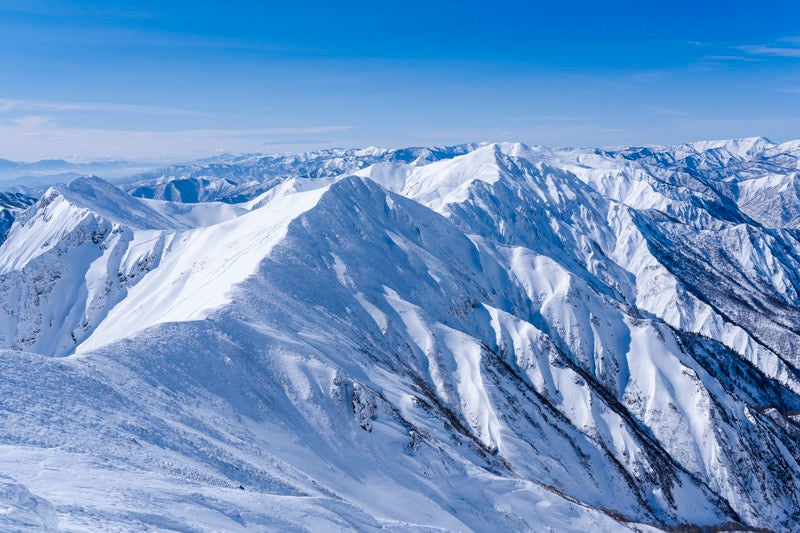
<box><xmin>261</xmin><ymin>138</ymin><xmax>336</xmax><ymax>146</ymax></box>
<box><xmin>0</xmin><ymin>120</ymin><xmax>355</xmax><ymax>160</ymax></box>
<box><xmin>0</xmin><ymin>2</ymin><xmax>156</xmax><ymax>20</ymax></box>
<box><xmin>0</xmin><ymin>17</ymin><xmax>326</xmax><ymax>57</ymax></box>
<box><xmin>3</xmin><ymin>121</ymin><xmax>354</xmax><ymax>139</ymax></box>
<box><xmin>737</xmin><ymin>43</ymin><xmax>800</xmax><ymax>59</ymax></box>
<box><xmin>740</xmin><ymin>45</ymin><xmax>800</xmax><ymax>58</ymax></box>
<box><xmin>651</xmin><ymin>106</ymin><xmax>688</xmax><ymax>117</ymax></box>
<box><xmin>167</xmin><ymin>126</ymin><xmax>354</xmax><ymax>137</ymax></box>
<box><xmin>500</xmin><ymin>116</ymin><xmax>584</xmax><ymax>123</ymax></box>
<box><xmin>702</xmin><ymin>55</ymin><xmax>760</xmax><ymax>62</ymax></box>
<box><xmin>0</xmin><ymin>98</ymin><xmax>202</xmax><ymax>116</ymax></box>
<box><xmin>690</xmin><ymin>37</ymin><xmax>800</xmax><ymax>65</ymax></box>
<box><xmin>8</xmin><ymin>115</ymin><xmax>56</xmax><ymax>129</ymax></box>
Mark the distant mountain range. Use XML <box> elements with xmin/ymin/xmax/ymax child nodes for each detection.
<box><xmin>0</xmin><ymin>137</ymin><xmax>799</xmax><ymax>531</ymax></box>
<box><xmin>0</xmin><ymin>156</ymin><xmax>167</xmax><ymax>192</ymax></box>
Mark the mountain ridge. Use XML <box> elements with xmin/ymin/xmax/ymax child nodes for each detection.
<box><xmin>0</xmin><ymin>139</ymin><xmax>799</xmax><ymax>531</ymax></box>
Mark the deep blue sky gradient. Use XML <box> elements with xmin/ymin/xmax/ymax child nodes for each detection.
<box><xmin>1</xmin><ymin>0</ymin><xmax>799</xmax><ymax>160</ymax></box>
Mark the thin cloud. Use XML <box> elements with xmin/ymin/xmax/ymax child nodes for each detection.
<box><xmin>261</xmin><ymin>139</ymin><xmax>336</xmax><ymax>146</ymax></box>
<box><xmin>0</xmin><ymin>2</ymin><xmax>156</xmax><ymax>20</ymax></box>
<box><xmin>702</xmin><ymin>55</ymin><xmax>760</xmax><ymax>62</ymax></box>
<box><xmin>501</xmin><ymin>116</ymin><xmax>584</xmax><ymax>123</ymax></box>
<box><xmin>651</xmin><ymin>107</ymin><xmax>688</xmax><ymax>117</ymax></box>
<box><xmin>694</xmin><ymin>38</ymin><xmax>800</xmax><ymax>63</ymax></box>
<box><xmin>0</xmin><ymin>121</ymin><xmax>355</xmax><ymax>160</ymax></box>
<box><xmin>165</xmin><ymin>126</ymin><xmax>355</xmax><ymax>138</ymax></box>
<box><xmin>0</xmin><ymin>98</ymin><xmax>202</xmax><ymax>116</ymax></box>
<box><xmin>2</xmin><ymin>122</ymin><xmax>354</xmax><ymax>138</ymax></box>
<box><xmin>738</xmin><ymin>44</ymin><xmax>800</xmax><ymax>58</ymax></box>
<box><xmin>0</xmin><ymin>21</ymin><xmax>326</xmax><ymax>57</ymax></box>
<box><xmin>8</xmin><ymin>115</ymin><xmax>56</xmax><ymax>128</ymax></box>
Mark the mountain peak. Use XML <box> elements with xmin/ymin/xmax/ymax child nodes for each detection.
<box><xmin>1</xmin><ymin>139</ymin><xmax>800</xmax><ymax>530</ymax></box>
<box><xmin>48</xmin><ymin>176</ymin><xmax>182</xmax><ymax>230</ymax></box>
<box><xmin>678</xmin><ymin>136</ymin><xmax>774</xmax><ymax>158</ymax></box>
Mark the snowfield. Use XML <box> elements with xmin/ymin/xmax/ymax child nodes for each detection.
<box><xmin>1</xmin><ymin>138</ymin><xmax>799</xmax><ymax>531</ymax></box>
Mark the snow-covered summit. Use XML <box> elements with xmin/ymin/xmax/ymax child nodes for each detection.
<box><xmin>1</xmin><ymin>138</ymin><xmax>800</xmax><ymax>531</ymax></box>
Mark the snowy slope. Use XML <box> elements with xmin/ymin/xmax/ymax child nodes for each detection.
<box><xmin>0</xmin><ymin>176</ymin><xmax>651</xmax><ymax>531</ymax></box>
<box><xmin>0</xmin><ymin>139</ymin><xmax>800</xmax><ymax>531</ymax></box>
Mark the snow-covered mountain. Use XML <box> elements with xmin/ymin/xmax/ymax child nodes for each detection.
<box><xmin>1</xmin><ymin>138</ymin><xmax>799</xmax><ymax>531</ymax></box>
<box><xmin>124</xmin><ymin>145</ymin><xmax>478</xmax><ymax>203</ymax></box>
<box><xmin>0</xmin><ymin>157</ymin><xmax>163</xmax><ymax>186</ymax></box>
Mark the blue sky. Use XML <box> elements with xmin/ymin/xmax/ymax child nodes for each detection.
<box><xmin>1</xmin><ymin>0</ymin><xmax>799</xmax><ymax>160</ymax></box>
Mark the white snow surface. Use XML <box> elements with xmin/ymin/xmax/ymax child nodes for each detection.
<box><xmin>1</xmin><ymin>138</ymin><xmax>800</xmax><ymax>531</ymax></box>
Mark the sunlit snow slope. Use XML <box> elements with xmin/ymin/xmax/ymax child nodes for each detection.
<box><xmin>1</xmin><ymin>138</ymin><xmax>800</xmax><ymax>531</ymax></box>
